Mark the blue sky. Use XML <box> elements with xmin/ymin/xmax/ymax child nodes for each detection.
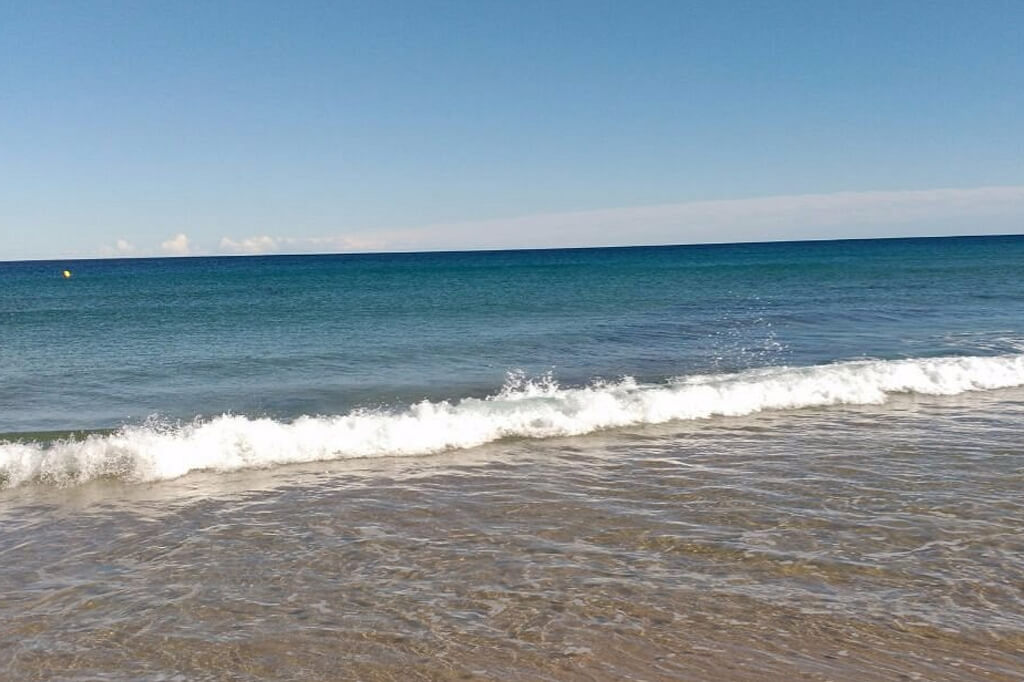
<box><xmin>2</xmin><ymin>1</ymin><xmax>1022</xmax><ymax>259</ymax></box>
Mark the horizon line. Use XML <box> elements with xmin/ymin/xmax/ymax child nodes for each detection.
<box><xmin>5</xmin><ymin>230</ymin><xmax>1023</xmax><ymax>266</ymax></box>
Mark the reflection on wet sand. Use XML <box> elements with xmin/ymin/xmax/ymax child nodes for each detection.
<box><xmin>2</xmin><ymin>390</ymin><xmax>1023</xmax><ymax>680</ymax></box>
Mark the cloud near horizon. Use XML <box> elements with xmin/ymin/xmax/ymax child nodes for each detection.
<box><xmin>98</xmin><ymin>238</ymin><xmax>136</xmax><ymax>257</ymax></box>
<box><xmin>213</xmin><ymin>185</ymin><xmax>1024</xmax><ymax>256</ymax></box>
<box><xmin>217</xmin><ymin>234</ymin><xmax>387</xmax><ymax>255</ymax></box>
<box><xmin>160</xmin><ymin>233</ymin><xmax>192</xmax><ymax>256</ymax></box>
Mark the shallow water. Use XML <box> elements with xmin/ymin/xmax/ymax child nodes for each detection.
<box><xmin>3</xmin><ymin>237</ymin><xmax>1024</xmax><ymax>679</ymax></box>
<box><xmin>3</xmin><ymin>388</ymin><xmax>1022</xmax><ymax>680</ymax></box>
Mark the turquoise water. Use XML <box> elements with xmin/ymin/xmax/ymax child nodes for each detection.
<box><xmin>3</xmin><ymin>236</ymin><xmax>1023</xmax><ymax>437</ymax></box>
<box><xmin>3</xmin><ymin>236</ymin><xmax>1024</xmax><ymax>679</ymax></box>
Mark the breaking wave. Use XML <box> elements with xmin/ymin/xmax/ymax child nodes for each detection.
<box><xmin>2</xmin><ymin>354</ymin><xmax>1023</xmax><ymax>489</ymax></box>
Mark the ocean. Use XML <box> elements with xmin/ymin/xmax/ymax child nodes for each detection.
<box><xmin>1</xmin><ymin>236</ymin><xmax>1023</xmax><ymax>680</ymax></box>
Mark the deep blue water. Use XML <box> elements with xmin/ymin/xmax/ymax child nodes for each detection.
<box><xmin>5</xmin><ymin>237</ymin><xmax>1024</xmax><ymax>679</ymax></box>
<box><xmin>2</xmin><ymin>235</ymin><xmax>1023</xmax><ymax>434</ymax></box>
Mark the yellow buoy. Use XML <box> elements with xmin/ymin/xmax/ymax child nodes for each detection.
<box><xmin>62</xmin><ymin>270</ymin><xmax>72</xmax><ymax>279</ymax></box>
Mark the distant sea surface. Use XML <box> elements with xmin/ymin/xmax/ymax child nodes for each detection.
<box><xmin>2</xmin><ymin>236</ymin><xmax>1023</xmax><ymax>680</ymax></box>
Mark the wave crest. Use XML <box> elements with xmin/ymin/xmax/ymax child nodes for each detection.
<box><xmin>2</xmin><ymin>354</ymin><xmax>1023</xmax><ymax>489</ymax></box>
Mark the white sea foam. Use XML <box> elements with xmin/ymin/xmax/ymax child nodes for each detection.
<box><xmin>2</xmin><ymin>354</ymin><xmax>1023</xmax><ymax>489</ymax></box>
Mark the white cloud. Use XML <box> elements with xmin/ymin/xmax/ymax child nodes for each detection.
<box><xmin>99</xmin><ymin>238</ymin><xmax>136</xmax><ymax>257</ymax></box>
<box><xmin>215</xmin><ymin>185</ymin><xmax>1024</xmax><ymax>256</ymax></box>
<box><xmin>219</xmin><ymin>235</ymin><xmax>279</xmax><ymax>255</ymax></box>
<box><xmin>397</xmin><ymin>185</ymin><xmax>1024</xmax><ymax>251</ymax></box>
<box><xmin>160</xmin><ymin>233</ymin><xmax>191</xmax><ymax>256</ymax></box>
<box><xmin>218</xmin><ymin>234</ymin><xmax>390</xmax><ymax>255</ymax></box>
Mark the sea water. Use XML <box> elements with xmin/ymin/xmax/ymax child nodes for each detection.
<box><xmin>1</xmin><ymin>236</ymin><xmax>1023</xmax><ymax>679</ymax></box>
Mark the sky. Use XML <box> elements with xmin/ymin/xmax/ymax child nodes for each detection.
<box><xmin>1</xmin><ymin>0</ymin><xmax>1022</xmax><ymax>260</ymax></box>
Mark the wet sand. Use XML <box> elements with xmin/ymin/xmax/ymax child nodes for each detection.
<box><xmin>2</xmin><ymin>391</ymin><xmax>1023</xmax><ymax>680</ymax></box>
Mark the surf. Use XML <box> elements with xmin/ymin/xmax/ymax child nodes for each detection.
<box><xmin>2</xmin><ymin>353</ymin><xmax>1023</xmax><ymax>489</ymax></box>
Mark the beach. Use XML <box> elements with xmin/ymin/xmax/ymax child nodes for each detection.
<box><xmin>2</xmin><ymin>237</ymin><xmax>1023</xmax><ymax>679</ymax></box>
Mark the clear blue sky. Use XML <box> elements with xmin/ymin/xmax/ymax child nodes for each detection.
<box><xmin>2</xmin><ymin>1</ymin><xmax>1022</xmax><ymax>259</ymax></box>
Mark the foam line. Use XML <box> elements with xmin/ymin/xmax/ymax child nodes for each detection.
<box><xmin>2</xmin><ymin>354</ymin><xmax>1022</xmax><ymax>488</ymax></box>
